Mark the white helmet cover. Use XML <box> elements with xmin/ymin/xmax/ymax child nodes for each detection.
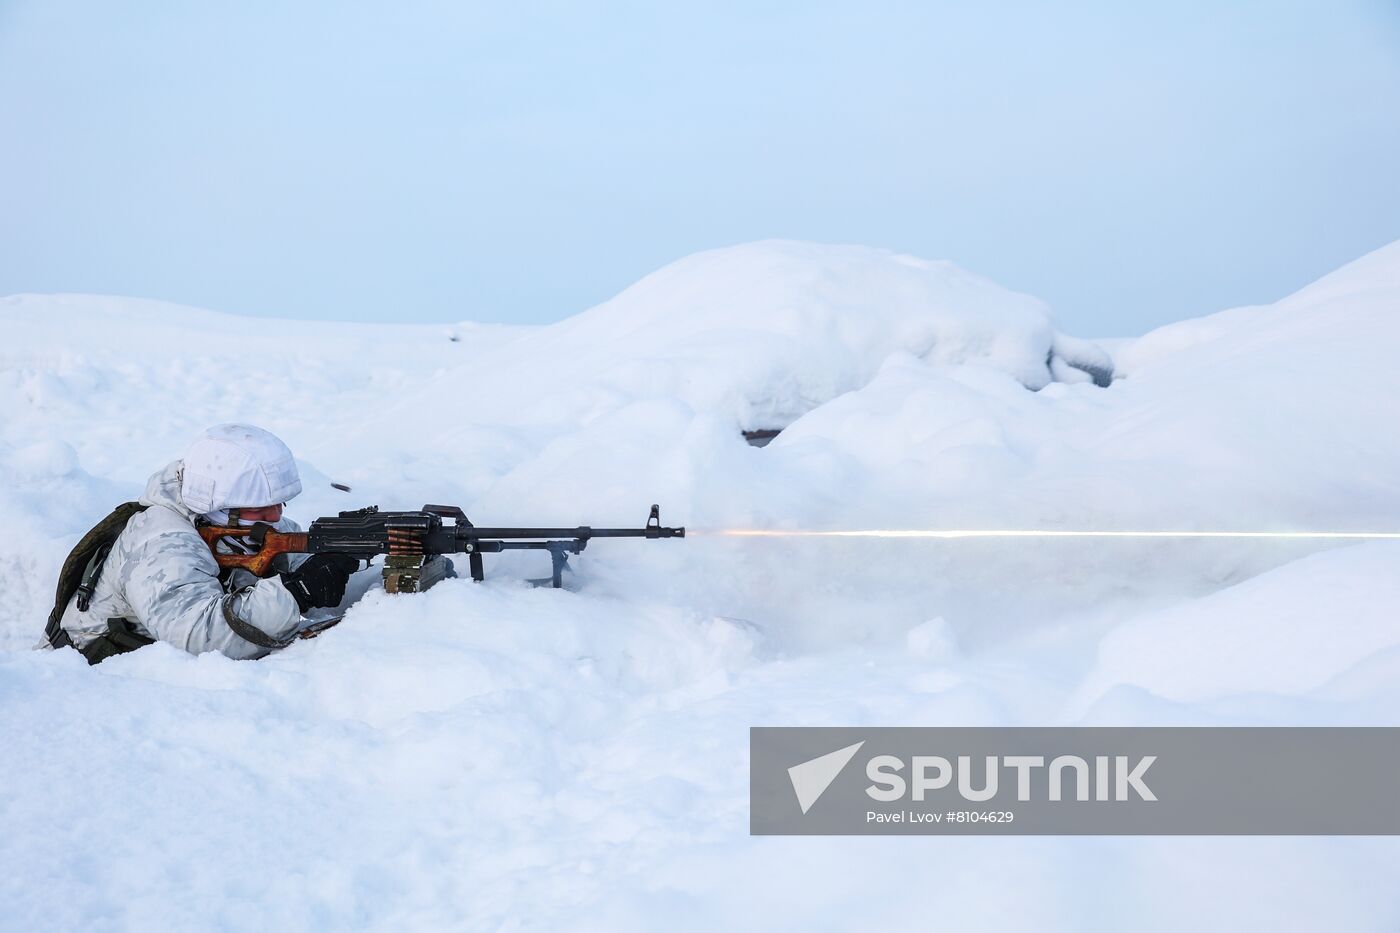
<box><xmin>180</xmin><ymin>424</ymin><xmax>302</xmax><ymax>514</ymax></box>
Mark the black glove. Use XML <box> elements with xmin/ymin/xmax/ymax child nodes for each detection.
<box><xmin>280</xmin><ymin>553</ymin><xmax>359</xmax><ymax>613</ymax></box>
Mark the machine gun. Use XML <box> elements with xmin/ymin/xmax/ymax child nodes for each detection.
<box><xmin>198</xmin><ymin>504</ymin><xmax>685</xmax><ymax>592</ymax></box>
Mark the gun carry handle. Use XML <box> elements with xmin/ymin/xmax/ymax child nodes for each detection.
<box><xmin>198</xmin><ymin>525</ymin><xmax>310</xmax><ymax>578</ymax></box>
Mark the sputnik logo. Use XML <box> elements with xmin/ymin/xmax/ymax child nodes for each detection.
<box><xmin>788</xmin><ymin>741</ymin><xmax>865</xmax><ymax>814</ymax></box>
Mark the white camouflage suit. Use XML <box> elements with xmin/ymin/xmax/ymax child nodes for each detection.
<box><xmin>56</xmin><ymin>425</ymin><xmax>318</xmax><ymax>660</ymax></box>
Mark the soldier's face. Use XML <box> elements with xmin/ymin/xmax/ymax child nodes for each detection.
<box><xmin>239</xmin><ymin>504</ymin><xmax>284</xmax><ymax>523</ymax></box>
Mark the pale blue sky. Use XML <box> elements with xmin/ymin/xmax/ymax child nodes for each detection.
<box><xmin>2</xmin><ymin>1</ymin><xmax>1397</xmax><ymax>335</ymax></box>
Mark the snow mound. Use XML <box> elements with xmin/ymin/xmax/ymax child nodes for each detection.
<box><xmin>519</xmin><ymin>240</ymin><xmax>1112</xmax><ymax>429</ymax></box>
<box><xmin>1115</xmin><ymin>238</ymin><xmax>1400</xmax><ymax>377</ymax></box>
<box><xmin>1070</xmin><ymin>541</ymin><xmax>1400</xmax><ymax>712</ymax></box>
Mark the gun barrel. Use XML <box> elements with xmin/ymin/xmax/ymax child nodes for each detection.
<box><xmin>456</xmin><ymin>525</ymin><xmax>685</xmax><ymax>541</ymax></box>
<box><xmin>453</xmin><ymin>505</ymin><xmax>685</xmax><ymax>542</ymax></box>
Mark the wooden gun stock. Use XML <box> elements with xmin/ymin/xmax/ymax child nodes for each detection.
<box><xmin>197</xmin><ymin>525</ymin><xmax>310</xmax><ymax>578</ymax></box>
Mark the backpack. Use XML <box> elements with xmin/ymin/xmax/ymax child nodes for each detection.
<box><xmin>45</xmin><ymin>502</ymin><xmax>153</xmax><ymax>664</ymax></box>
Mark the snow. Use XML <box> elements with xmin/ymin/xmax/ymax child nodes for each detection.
<box><xmin>3</xmin><ymin>238</ymin><xmax>1400</xmax><ymax>929</ymax></box>
<box><xmin>1070</xmin><ymin>541</ymin><xmax>1400</xmax><ymax>710</ymax></box>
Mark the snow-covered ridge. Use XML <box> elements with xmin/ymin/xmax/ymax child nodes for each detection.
<box><xmin>2</xmin><ymin>241</ymin><xmax>1116</xmax><ymax>440</ymax></box>
<box><xmin>546</xmin><ymin>240</ymin><xmax>1114</xmax><ymax>427</ymax></box>
<box><xmin>1115</xmin><ymin>238</ymin><xmax>1400</xmax><ymax>376</ymax></box>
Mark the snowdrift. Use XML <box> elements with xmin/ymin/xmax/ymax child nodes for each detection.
<box><xmin>2</xmin><ymin>239</ymin><xmax>1399</xmax><ymax>930</ymax></box>
<box><xmin>541</xmin><ymin>240</ymin><xmax>1112</xmax><ymax>428</ymax></box>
